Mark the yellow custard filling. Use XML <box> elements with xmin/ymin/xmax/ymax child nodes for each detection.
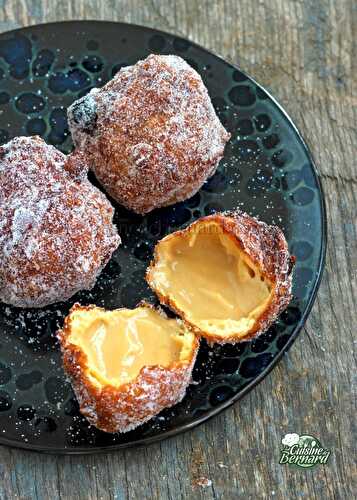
<box><xmin>149</xmin><ymin>222</ymin><xmax>273</xmax><ymax>338</ymax></box>
<box><xmin>67</xmin><ymin>306</ymin><xmax>194</xmax><ymax>386</ymax></box>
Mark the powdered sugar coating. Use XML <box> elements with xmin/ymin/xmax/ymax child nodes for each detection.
<box><xmin>68</xmin><ymin>54</ymin><xmax>230</xmax><ymax>214</ymax></box>
<box><xmin>58</xmin><ymin>303</ymin><xmax>199</xmax><ymax>433</ymax></box>
<box><xmin>0</xmin><ymin>136</ymin><xmax>120</xmax><ymax>308</ymax></box>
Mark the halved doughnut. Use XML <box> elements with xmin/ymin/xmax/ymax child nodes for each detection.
<box><xmin>146</xmin><ymin>212</ymin><xmax>294</xmax><ymax>343</ymax></box>
<box><xmin>58</xmin><ymin>303</ymin><xmax>198</xmax><ymax>433</ymax></box>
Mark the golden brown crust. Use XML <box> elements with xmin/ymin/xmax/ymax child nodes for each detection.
<box><xmin>68</xmin><ymin>54</ymin><xmax>230</xmax><ymax>214</ymax></box>
<box><xmin>57</xmin><ymin>303</ymin><xmax>199</xmax><ymax>433</ymax></box>
<box><xmin>146</xmin><ymin>211</ymin><xmax>295</xmax><ymax>344</ymax></box>
<box><xmin>0</xmin><ymin>136</ymin><xmax>120</xmax><ymax>308</ymax></box>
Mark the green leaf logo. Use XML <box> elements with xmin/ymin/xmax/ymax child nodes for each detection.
<box><xmin>279</xmin><ymin>433</ymin><xmax>331</xmax><ymax>468</ymax></box>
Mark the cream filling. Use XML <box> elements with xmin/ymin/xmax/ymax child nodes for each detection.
<box><xmin>68</xmin><ymin>306</ymin><xmax>192</xmax><ymax>386</ymax></box>
<box><xmin>151</xmin><ymin>222</ymin><xmax>273</xmax><ymax>338</ymax></box>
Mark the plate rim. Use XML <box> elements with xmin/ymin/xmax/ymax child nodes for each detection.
<box><xmin>0</xmin><ymin>20</ymin><xmax>327</xmax><ymax>454</ymax></box>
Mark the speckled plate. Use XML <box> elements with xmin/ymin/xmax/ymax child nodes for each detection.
<box><xmin>0</xmin><ymin>21</ymin><xmax>326</xmax><ymax>453</ymax></box>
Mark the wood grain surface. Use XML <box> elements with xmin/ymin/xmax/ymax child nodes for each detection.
<box><xmin>0</xmin><ymin>1</ymin><xmax>356</xmax><ymax>499</ymax></box>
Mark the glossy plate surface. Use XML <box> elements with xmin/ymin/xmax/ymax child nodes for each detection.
<box><xmin>0</xmin><ymin>21</ymin><xmax>326</xmax><ymax>453</ymax></box>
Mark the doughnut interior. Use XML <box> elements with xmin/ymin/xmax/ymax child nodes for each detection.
<box><xmin>148</xmin><ymin>221</ymin><xmax>274</xmax><ymax>339</ymax></box>
<box><xmin>66</xmin><ymin>306</ymin><xmax>194</xmax><ymax>386</ymax></box>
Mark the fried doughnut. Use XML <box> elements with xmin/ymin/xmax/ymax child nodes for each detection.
<box><xmin>0</xmin><ymin>136</ymin><xmax>120</xmax><ymax>308</ymax></box>
<box><xmin>147</xmin><ymin>212</ymin><xmax>295</xmax><ymax>343</ymax></box>
<box><xmin>58</xmin><ymin>303</ymin><xmax>198</xmax><ymax>433</ymax></box>
<box><xmin>68</xmin><ymin>54</ymin><xmax>230</xmax><ymax>214</ymax></box>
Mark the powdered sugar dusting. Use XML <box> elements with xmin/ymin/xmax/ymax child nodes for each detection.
<box><xmin>68</xmin><ymin>54</ymin><xmax>230</xmax><ymax>214</ymax></box>
<box><xmin>0</xmin><ymin>136</ymin><xmax>120</xmax><ymax>308</ymax></box>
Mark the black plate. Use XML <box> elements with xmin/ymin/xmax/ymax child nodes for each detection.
<box><xmin>0</xmin><ymin>21</ymin><xmax>326</xmax><ymax>453</ymax></box>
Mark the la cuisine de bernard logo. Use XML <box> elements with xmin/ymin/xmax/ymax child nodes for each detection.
<box><xmin>279</xmin><ymin>433</ymin><xmax>331</xmax><ymax>468</ymax></box>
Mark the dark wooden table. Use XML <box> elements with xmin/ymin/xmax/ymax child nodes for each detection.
<box><xmin>0</xmin><ymin>1</ymin><xmax>355</xmax><ymax>499</ymax></box>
